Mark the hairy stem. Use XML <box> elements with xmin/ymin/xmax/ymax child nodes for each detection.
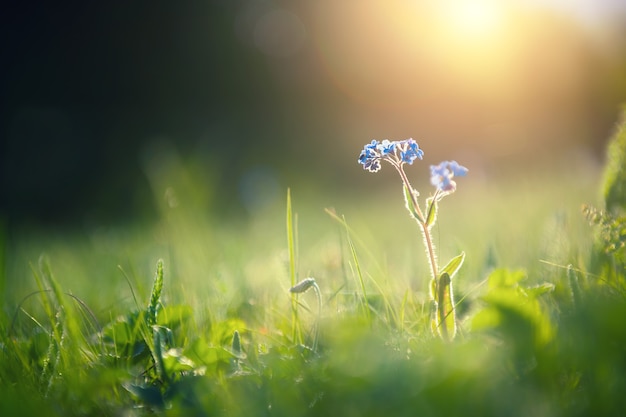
<box><xmin>420</xmin><ymin>221</ymin><xmax>439</xmax><ymax>281</ymax></box>
<box><xmin>393</xmin><ymin>163</ymin><xmax>439</xmax><ymax>280</ymax></box>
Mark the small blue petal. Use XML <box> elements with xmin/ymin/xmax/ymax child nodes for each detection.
<box><xmin>364</xmin><ymin>159</ymin><xmax>381</xmax><ymax>173</ymax></box>
<box><xmin>430</xmin><ymin>162</ymin><xmax>447</xmax><ymax>177</ymax></box>
<box><xmin>398</xmin><ymin>139</ymin><xmax>424</xmax><ymax>164</ymax></box>
<box><xmin>366</xmin><ymin>140</ymin><xmax>378</xmax><ymax>149</ymax></box>
<box><xmin>401</xmin><ymin>151</ymin><xmax>415</xmax><ymax>164</ymax></box>
<box><xmin>358</xmin><ymin>141</ymin><xmax>384</xmax><ymax>173</ymax></box>
<box><xmin>449</xmin><ymin>160</ymin><xmax>468</xmax><ymax>176</ymax></box>
<box><xmin>378</xmin><ymin>139</ymin><xmax>395</xmax><ymax>155</ymax></box>
<box><xmin>430</xmin><ymin>160</ymin><xmax>466</xmax><ymax>191</ymax></box>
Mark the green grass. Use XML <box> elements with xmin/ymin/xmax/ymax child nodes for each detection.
<box><xmin>1</xmin><ymin>150</ymin><xmax>625</xmax><ymax>416</ymax></box>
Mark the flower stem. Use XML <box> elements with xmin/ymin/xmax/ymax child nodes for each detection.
<box><xmin>420</xmin><ymin>221</ymin><xmax>439</xmax><ymax>280</ymax></box>
<box><xmin>393</xmin><ymin>163</ymin><xmax>439</xmax><ymax>280</ymax></box>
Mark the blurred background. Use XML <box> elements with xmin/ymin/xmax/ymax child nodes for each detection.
<box><xmin>2</xmin><ymin>0</ymin><xmax>626</xmax><ymax>227</ymax></box>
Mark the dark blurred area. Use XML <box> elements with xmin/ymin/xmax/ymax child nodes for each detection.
<box><xmin>1</xmin><ymin>1</ymin><xmax>275</xmax><ymax>226</ymax></box>
<box><xmin>2</xmin><ymin>0</ymin><xmax>625</xmax><ymax>227</ymax></box>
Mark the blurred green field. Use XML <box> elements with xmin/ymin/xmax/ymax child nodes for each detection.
<box><xmin>2</xmin><ymin>147</ymin><xmax>625</xmax><ymax>417</ymax></box>
<box><xmin>3</xmin><ymin>2</ymin><xmax>625</xmax><ymax>414</ymax></box>
<box><xmin>3</xmin><ymin>153</ymin><xmax>600</xmax><ymax>314</ymax></box>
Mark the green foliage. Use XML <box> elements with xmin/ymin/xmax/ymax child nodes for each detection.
<box><xmin>403</xmin><ymin>185</ymin><xmax>422</xmax><ymax>222</ymax></box>
<box><xmin>430</xmin><ymin>253</ymin><xmax>465</xmax><ymax>340</ymax></box>
<box><xmin>602</xmin><ymin>106</ymin><xmax>626</xmax><ymax>213</ymax></box>
<box><xmin>582</xmin><ymin>204</ymin><xmax>626</xmax><ymax>285</ymax></box>
<box><xmin>583</xmin><ymin>205</ymin><xmax>626</xmax><ymax>255</ymax></box>
<box><xmin>2</xmin><ymin>161</ymin><xmax>626</xmax><ymax>416</ymax></box>
<box><xmin>424</xmin><ymin>196</ymin><xmax>438</xmax><ymax>229</ymax></box>
<box><xmin>472</xmin><ymin>269</ymin><xmax>555</xmax><ymax>355</ymax></box>
<box><xmin>440</xmin><ymin>252</ymin><xmax>465</xmax><ymax>279</ymax></box>
<box><xmin>435</xmin><ymin>272</ymin><xmax>455</xmax><ymax>340</ymax></box>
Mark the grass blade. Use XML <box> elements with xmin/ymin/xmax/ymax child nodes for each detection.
<box><xmin>286</xmin><ymin>189</ymin><xmax>302</xmax><ymax>344</ymax></box>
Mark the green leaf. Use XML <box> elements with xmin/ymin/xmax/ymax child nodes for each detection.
<box><xmin>471</xmin><ymin>307</ymin><xmax>502</xmax><ymax>330</ymax></box>
<box><xmin>487</xmin><ymin>268</ymin><xmax>526</xmax><ymax>290</ymax></box>
<box><xmin>440</xmin><ymin>252</ymin><xmax>466</xmax><ymax>280</ymax></box>
<box><xmin>472</xmin><ymin>282</ymin><xmax>554</xmax><ymax>347</ymax></box>
<box><xmin>403</xmin><ymin>185</ymin><xmax>422</xmax><ymax>221</ymax></box>
<box><xmin>425</xmin><ymin>197</ymin><xmax>438</xmax><ymax>229</ymax></box>
<box><xmin>209</xmin><ymin>318</ymin><xmax>247</xmax><ymax>346</ymax></box>
<box><xmin>157</xmin><ymin>305</ymin><xmax>193</xmax><ymax>330</ymax></box>
<box><xmin>436</xmin><ymin>272</ymin><xmax>456</xmax><ymax>340</ymax></box>
<box><xmin>184</xmin><ymin>337</ymin><xmax>233</xmax><ymax>376</ymax></box>
<box><xmin>162</xmin><ymin>348</ymin><xmax>196</xmax><ymax>373</ymax></box>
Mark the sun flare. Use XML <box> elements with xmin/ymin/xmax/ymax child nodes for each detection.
<box><xmin>443</xmin><ymin>0</ymin><xmax>504</xmax><ymax>39</ymax></box>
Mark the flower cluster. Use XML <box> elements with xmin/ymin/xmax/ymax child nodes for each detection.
<box><xmin>430</xmin><ymin>161</ymin><xmax>469</xmax><ymax>193</ymax></box>
<box><xmin>358</xmin><ymin>138</ymin><xmax>424</xmax><ymax>173</ymax></box>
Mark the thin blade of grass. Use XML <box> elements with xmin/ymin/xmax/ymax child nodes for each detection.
<box><xmin>343</xmin><ymin>217</ymin><xmax>371</xmax><ymax>324</ymax></box>
<box><xmin>118</xmin><ymin>265</ymin><xmax>141</xmax><ymax>310</ymax></box>
<box><xmin>286</xmin><ymin>189</ymin><xmax>302</xmax><ymax>344</ymax></box>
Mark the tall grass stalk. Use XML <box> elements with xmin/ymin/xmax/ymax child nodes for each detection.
<box><xmin>147</xmin><ymin>259</ymin><xmax>164</xmax><ymax>327</ymax></box>
<box><xmin>286</xmin><ymin>189</ymin><xmax>302</xmax><ymax>344</ymax></box>
<box><xmin>344</xmin><ymin>224</ymin><xmax>371</xmax><ymax>323</ymax></box>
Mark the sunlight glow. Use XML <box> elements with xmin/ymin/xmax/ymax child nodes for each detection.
<box><xmin>446</xmin><ymin>0</ymin><xmax>503</xmax><ymax>38</ymax></box>
<box><xmin>310</xmin><ymin>1</ymin><xmax>517</xmax><ymax>109</ymax></box>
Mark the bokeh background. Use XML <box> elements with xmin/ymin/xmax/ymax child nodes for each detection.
<box><xmin>2</xmin><ymin>0</ymin><xmax>626</xmax><ymax>227</ymax></box>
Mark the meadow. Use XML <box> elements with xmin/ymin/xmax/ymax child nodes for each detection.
<box><xmin>1</xmin><ymin>127</ymin><xmax>625</xmax><ymax>416</ymax></box>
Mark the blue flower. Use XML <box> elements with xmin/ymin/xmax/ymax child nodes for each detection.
<box><xmin>363</xmin><ymin>158</ymin><xmax>381</xmax><ymax>173</ymax></box>
<box><xmin>378</xmin><ymin>139</ymin><xmax>395</xmax><ymax>155</ymax></box>
<box><xmin>398</xmin><ymin>139</ymin><xmax>424</xmax><ymax>165</ymax></box>
<box><xmin>358</xmin><ymin>140</ymin><xmax>382</xmax><ymax>173</ymax></box>
<box><xmin>358</xmin><ymin>138</ymin><xmax>423</xmax><ymax>173</ymax></box>
<box><xmin>448</xmin><ymin>160</ymin><xmax>468</xmax><ymax>177</ymax></box>
<box><xmin>430</xmin><ymin>161</ymin><xmax>468</xmax><ymax>192</ymax></box>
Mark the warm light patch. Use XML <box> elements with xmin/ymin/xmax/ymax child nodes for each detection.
<box><xmin>309</xmin><ymin>1</ymin><xmax>519</xmax><ymax>108</ymax></box>
<box><xmin>443</xmin><ymin>0</ymin><xmax>503</xmax><ymax>39</ymax></box>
